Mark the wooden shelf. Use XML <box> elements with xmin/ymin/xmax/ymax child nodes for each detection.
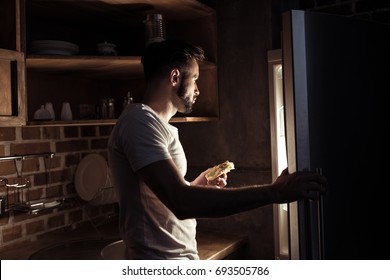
<box><xmin>26</xmin><ymin>55</ymin><xmax>144</xmax><ymax>79</ymax></box>
<box><xmin>27</xmin><ymin>0</ymin><xmax>215</xmax><ymax>22</ymax></box>
<box><xmin>27</xmin><ymin>119</ymin><xmax>117</xmax><ymax>127</ymax></box>
<box><xmin>170</xmin><ymin>116</ymin><xmax>219</xmax><ymax>123</ymax></box>
<box><xmin>27</xmin><ymin>116</ymin><xmax>219</xmax><ymax>126</ymax></box>
<box><xmin>26</xmin><ymin>55</ymin><xmax>216</xmax><ymax>79</ymax></box>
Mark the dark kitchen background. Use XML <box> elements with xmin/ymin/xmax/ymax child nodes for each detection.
<box><xmin>1</xmin><ymin>0</ymin><xmax>389</xmax><ymax>259</ymax></box>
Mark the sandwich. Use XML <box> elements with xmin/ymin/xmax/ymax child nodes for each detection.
<box><xmin>205</xmin><ymin>160</ymin><xmax>235</xmax><ymax>181</ymax></box>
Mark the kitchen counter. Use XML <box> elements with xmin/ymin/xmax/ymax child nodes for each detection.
<box><xmin>197</xmin><ymin>230</ymin><xmax>247</xmax><ymax>260</ymax></box>
<box><xmin>0</xmin><ymin>218</ymin><xmax>247</xmax><ymax>260</ymax></box>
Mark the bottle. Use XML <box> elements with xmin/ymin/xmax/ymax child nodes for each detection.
<box><xmin>123</xmin><ymin>91</ymin><xmax>133</xmax><ymax>111</ymax></box>
<box><xmin>45</xmin><ymin>102</ymin><xmax>55</xmax><ymax>120</ymax></box>
<box><xmin>101</xmin><ymin>99</ymin><xmax>108</xmax><ymax>119</ymax></box>
<box><xmin>61</xmin><ymin>102</ymin><xmax>73</xmax><ymax>121</ymax></box>
<box><xmin>0</xmin><ymin>196</ymin><xmax>6</xmax><ymax>217</ymax></box>
<box><xmin>107</xmin><ymin>98</ymin><xmax>115</xmax><ymax>118</ymax></box>
<box><xmin>34</xmin><ymin>105</ymin><xmax>51</xmax><ymax>120</ymax></box>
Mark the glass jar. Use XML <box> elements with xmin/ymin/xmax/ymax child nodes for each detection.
<box><xmin>144</xmin><ymin>14</ymin><xmax>166</xmax><ymax>46</ymax></box>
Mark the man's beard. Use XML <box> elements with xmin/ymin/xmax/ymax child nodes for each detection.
<box><xmin>177</xmin><ymin>77</ymin><xmax>193</xmax><ymax>114</ymax></box>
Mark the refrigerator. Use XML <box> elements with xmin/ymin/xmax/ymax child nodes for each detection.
<box><xmin>268</xmin><ymin>10</ymin><xmax>389</xmax><ymax>260</ymax></box>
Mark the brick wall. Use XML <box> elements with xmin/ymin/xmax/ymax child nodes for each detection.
<box><xmin>0</xmin><ymin>124</ymin><xmax>117</xmax><ymax>251</ymax></box>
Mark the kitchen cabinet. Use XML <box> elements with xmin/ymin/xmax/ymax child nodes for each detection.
<box><xmin>0</xmin><ymin>0</ymin><xmax>27</xmax><ymax>126</ymax></box>
<box><xmin>23</xmin><ymin>0</ymin><xmax>218</xmax><ymax>126</ymax></box>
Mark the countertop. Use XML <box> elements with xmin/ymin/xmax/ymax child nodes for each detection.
<box><xmin>197</xmin><ymin>230</ymin><xmax>247</xmax><ymax>260</ymax></box>
<box><xmin>0</xmin><ymin>218</ymin><xmax>247</xmax><ymax>260</ymax></box>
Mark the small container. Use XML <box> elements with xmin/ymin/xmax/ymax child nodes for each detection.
<box><xmin>61</xmin><ymin>102</ymin><xmax>73</xmax><ymax>121</ymax></box>
<box><xmin>45</xmin><ymin>102</ymin><xmax>55</xmax><ymax>120</ymax></box>
<box><xmin>96</xmin><ymin>41</ymin><xmax>117</xmax><ymax>56</ymax></box>
<box><xmin>108</xmin><ymin>98</ymin><xmax>115</xmax><ymax>118</ymax></box>
<box><xmin>123</xmin><ymin>92</ymin><xmax>133</xmax><ymax>111</ymax></box>
<box><xmin>0</xmin><ymin>196</ymin><xmax>6</xmax><ymax>216</ymax></box>
<box><xmin>101</xmin><ymin>99</ymin><xmax>108</xmax><ymax>119</ymax></box>
<box><xmin>34</xmin><ymin>105</ymin><xmax>52</xmax><ymax>120</ymax></box>
<box><xmin>79</xmin><ymin>104</ymin><xmax>95</xmax><ymax>119</ymax></box>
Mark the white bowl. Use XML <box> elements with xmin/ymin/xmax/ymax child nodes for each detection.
<box><xmin>96</xmin><ymin>42</ymin><xmax>117</xmax><ymax>56</ymax></box>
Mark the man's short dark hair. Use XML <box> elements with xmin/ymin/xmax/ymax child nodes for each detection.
<box><xmin>141</xmin><ymin>40</ymin><xmax>205</xmax><ymax>81</ymax></box>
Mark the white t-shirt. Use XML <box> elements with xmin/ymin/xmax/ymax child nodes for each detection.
<box><xmin>108</xmin><ymin>103</ymin><xmax>198</xmax><ymax>259</ymax></box>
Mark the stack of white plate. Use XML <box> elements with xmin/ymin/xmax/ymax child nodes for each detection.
<box><xmin>75</xmin><ymin>153</ymin><xmax>117</xmax><ymax>205</ymax></box>
<box><xmin>30</xmin><ymin>40</ymin><xmax>79</xmax><ymax>55</ymax></box>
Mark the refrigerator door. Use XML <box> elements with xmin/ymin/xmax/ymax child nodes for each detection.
<box><xmin>268</xmin><ymin>49</ymin><xmax>289</xmax><ymax>259</ymax></box>
<box><xmin>282</xmin><ymin>10</ymin><xmax>389</xmax><ymax>259</ymax></box>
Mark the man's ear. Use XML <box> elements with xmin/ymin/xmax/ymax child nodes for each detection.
<box><xmin>170</xmin><ymin>69</ymin><xmax>180</xmax><ymax>86</ymax></box>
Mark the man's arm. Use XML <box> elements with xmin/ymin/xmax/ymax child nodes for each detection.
<box><xmin>137</xmin><ymin>159</ymin><xmax>326</xmax><ymax>219</ymax></box>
